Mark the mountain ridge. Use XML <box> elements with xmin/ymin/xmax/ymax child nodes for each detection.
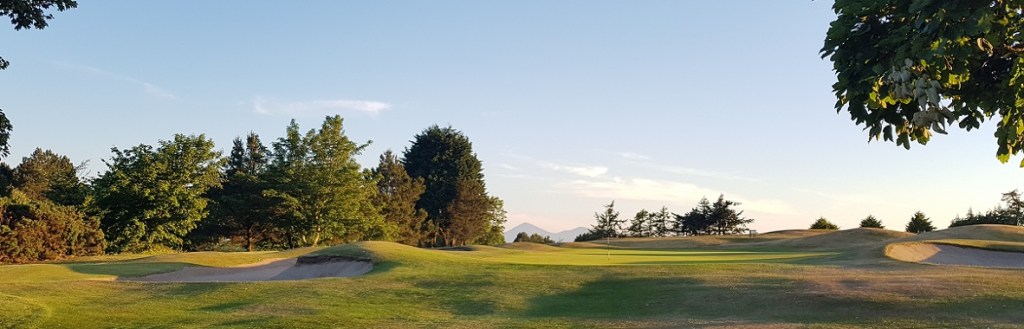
<box><xmin>503</xmin><ymin>223</ymin><xmax>589</xmax><ymax>243</ymax></box>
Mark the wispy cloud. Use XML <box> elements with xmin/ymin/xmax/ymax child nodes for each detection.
<box><xmin>541</xmin><ymin>162</ymin><xmax>609</xmax><ymax>178</ymax></box>
<box><xmin>650</xmin><ymin>163</ymin><xmax>763</xmax><ymax>182</ymax></box>
<box><xmin>54</xmin><ymin>61</ymin><xmax>177</xmax><ymax>100</ymax></box>
<box><xmin>618</xmin><ymin>152</ymin><xmax>652</xmax><ymax>160</ymax></box>
<box><xmin>252</xmin><ymin>95</ymin><xmax>390</xmax><ymax>117</ymax></box>
<box><xmin>558</xmin><ymin>176</ymin><xmax>795</xmax><ymax>215</ymax></box>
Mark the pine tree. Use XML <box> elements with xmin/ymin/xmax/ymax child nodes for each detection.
<box><xmin>859</xmin><ymin>215</ymin><xmax>885</xmax><ymax>229</ymax></box>
<box><xmin>589</xmin><ymin>201</ymin><xmax>623</xmax><ymax>238</ymax></box>
<box><xmin>403</xmin><ymin>125</ymin><xmax>501</xmax><ymax>246</ymax></box>
<box><xmin>627</xmin><ymin>209</ymin><xmax>650</xmax><ymax>237</ymax></box>
<box><xmin>810</xmin><ymin>217</ymin><xmax>839</xmax><ymax>230</ymax></box>
<box><xmin>905</xmin><ymin>211</ymin><xmax>935</xmax><ymax>233</ymax></box>
<box><xmin>709</xmin><ymin>194</ymin><xmax>753</xmax><ymax>235</ymax></box>
<box><xmin>202</xmin><ymin>133</ymin><xmax>271</xmax><ymax>251</ymax></box>
<box><xmin>647</xmin><ymin>204</ymin><xmax>671</xmax><ymax>235</ymax></box>
<box><xmin>372</xmin><ymin>150</ymin><xmax>428</xmax><ymax>246</ymax></box>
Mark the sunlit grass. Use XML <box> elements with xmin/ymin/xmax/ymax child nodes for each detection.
<box><xmin>3</xmin><ymin>228</ymin><xmax>1024</xmax><ymax>328</ymax></box>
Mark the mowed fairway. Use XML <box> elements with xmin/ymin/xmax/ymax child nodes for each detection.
<box><xmin>4</xmin><ymin>228</ymin><xmax>1024</xmax><ymax>328</ymax></box>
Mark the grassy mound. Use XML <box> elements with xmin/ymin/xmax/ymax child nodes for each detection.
<box><xmin>897</xmin><ymin>224</ymin><xmax>1024</xmax><ymax>243</ymax></box>
<box><xmin>754</xmin><ymin>228</ymin><xmax>912</xmax><ymax>250</ymax></box>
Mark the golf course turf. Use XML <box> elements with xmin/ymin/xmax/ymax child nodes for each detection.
<box><xmin>3</xmin><ymin>226</ymin><xmax>1024</xmax><ymax>328</ymax></box>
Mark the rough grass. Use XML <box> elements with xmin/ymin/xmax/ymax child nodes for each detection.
<box><xmin>3</xmin><ymin>229</ymin><xmax>1024</xmax><ymax>328</ymax></box>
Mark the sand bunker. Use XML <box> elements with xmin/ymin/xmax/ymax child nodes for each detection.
<box><xmin>887</xmin><ymin>243</ymin><xmax>1024</xmax><ymax>268</ymax></box>
<box><xmin>127</xmin><ymin>255</ymin><xmax>372</xmax><ymax>282</ymax></box>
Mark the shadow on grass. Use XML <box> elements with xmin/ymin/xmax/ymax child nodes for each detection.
<box><xmin>64</xmin><ymin>262</ymin><xmax>193</xmax><ymax>278</ymax></box>
<box><xmin>414</xmin><ymin>275</ymin><xmax>498</xmax><ymax>316</ymax></box>
<box><xmin>524</xmin><ymin>275</ymin><xmax>1024</xmax><ymax>326</ymax></box>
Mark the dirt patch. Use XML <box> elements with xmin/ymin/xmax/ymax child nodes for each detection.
<box><xmin>125</xmin><ymin>256</ymin><xmax>372</xmax><ymax>283</ymax></box>
<box><xmin>887</xmin><ymin>242</ymin><xmax>1024</xmax><ymax>268</ymax></box>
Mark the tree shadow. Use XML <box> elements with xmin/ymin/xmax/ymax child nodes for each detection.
<box><xmin>414</xmin><ymin>275</ymin><xmax>498</xmax><ymax>316</ymax></box>
<box><xmin>524</xmin><ymin>275</ymin><xmax>1024</xmax><ymax>326</ymax></box>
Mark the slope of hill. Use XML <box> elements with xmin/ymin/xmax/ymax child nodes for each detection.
<box><xmin>503</xmin><ymin>223</ymin><xmax>589</xmax><ymax>243</ymax></box>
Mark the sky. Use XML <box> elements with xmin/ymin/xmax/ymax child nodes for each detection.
<box><xmin>2</xmin><ymin>1</ymin><xmax>1023</xmax><ymax>234</ymax></box>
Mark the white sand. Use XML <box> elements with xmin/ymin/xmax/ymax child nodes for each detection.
<box><xmin>126</xmin><ymin>257</ymin><xmax>372</xmax><ymax>282</ymax></box>
<box><xmin>888</xmin><ymin>243</ymin><xmax>1024</xmax><ymax>268</ymax></box>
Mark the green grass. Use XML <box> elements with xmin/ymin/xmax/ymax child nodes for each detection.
<box><xmin>3</xmin><ymin>232</ymin><xmax>1024</xmax><ymax>328</ymax></box>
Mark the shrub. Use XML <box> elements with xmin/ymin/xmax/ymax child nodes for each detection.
<box><xmin>809</xmin><ymin>217</ymin><xmax>839</xmax><ymax>230</ymax></box>
<box><xmin>0</xmin><ymin>190</ymin><xmax>104</xmax><ymax>263</ymax></box>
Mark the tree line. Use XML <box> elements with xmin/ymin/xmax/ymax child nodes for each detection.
<box><xmin>575</xmin><ymin>194</ymin><xmax>754</xmax><ymax>241</ymax></box>
<box><xmin>809</xmin><ymin>189</ymin><xmax>1024</xmax><ymax>235</ymax></box>
<box><xmin>0</xmin><ymin>116</ymin><xmax>505</xmax><ymax>263</ymax></box>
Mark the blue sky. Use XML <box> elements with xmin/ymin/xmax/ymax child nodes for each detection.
<box><xmin>2</xmin><ymin>1</ymin><xmax>1022</xmax><ymax>233</ymax></box>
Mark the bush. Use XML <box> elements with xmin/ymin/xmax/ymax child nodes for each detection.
<box><xmin>0</xmin><ymin>190</ymin><xmax>104</xmax><ymax>263</ymax></box>
<box><xmin>905</xmin><ymin>211</ymin><xmax>935</xmax><ymax>234</ymax></box>
<box><xmin>809</xmin><ymin>217</ymin><xmax>839</xmax><ymax>230</ymax></box>
<box><xmin>859</xmin><ymin>215</ymin><xmax>885</xmax><ymax>229</ymax></box>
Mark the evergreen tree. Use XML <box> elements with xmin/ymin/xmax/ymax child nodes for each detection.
<box><xmin>13</xmin><ymin>148</ymin><xmax>86</xmax><ymax>206</ymax></box>
<box><xmin>588</xmin><ymin>201</ymin><xmax>623</xmax><ymax>238</ymax></box>
<box><xmin>371</xmin><ymin>150</ymin><xmax>428</xmax><ymax>246</ymax></box>
<box><xmin>92</xmin><ymin>134</ymin><xmax>224</xmax><ymax>252</ymax></box>
<box><xmin>627</xmin><ymin>209</ymin><xmax>650</xmax><ymax>237</ymax></box>
<box><xmin>810</xmin><ymin>217</ymin><xmax>839</xmax><ymax>230</ymax></box>
<box><xmin>265</xmin><ymin>117</ymin><xmax>391</xmax><ymax>247</ymax></box>
<box><xmin>859</xmin><ymin>215</ymin><xmax>885</xmax><ymax>229</ymax></box>
<box><xmin>1001</xmin><ymin>190</ymin><xmax>1024</xmax><ymax>226</ymax></box>
<box><xmin>403</xmin><ymin>125</ymin><xmax>500</xmax><ymax>246</ymax></box>
<box><xmin>709</xmin><ymin>194</ymin><xmax>753</xmax><ymax>235</ymax></box>
<box><xmin>905</xmin><ymin>211</ymin><xmax>935</xmax><ymax>233</ymax></box>
<box><xmin>201</xmin><ymin>133</ymin><xmax>271</xmax><ymax>251</ymax></box>
<box><xmin>675</xmin><ymin>197</ymin><xmax>712</xmax><ymax>235</ymax></box>
<box><xmin>649</xmin><ymin>206</ymin><xmax>671</xmax><ymax>237</ymax></box>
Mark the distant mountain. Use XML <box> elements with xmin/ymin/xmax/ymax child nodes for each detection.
<box><xmin>504</xmin><ymin>223</ymin><xmax>589</xmax><ymax>243</ymax></box>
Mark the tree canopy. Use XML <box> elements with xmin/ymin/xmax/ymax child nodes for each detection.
<box><xmin>810</xmin><ymin>217</ymin><xmax>839</xmax><ymax>230</ymax></box>
<box><xmin>402</xmin><ymin>125</ymin><xmax>503</xmax><ymax>246</ymax></box>
<box><xmin>264</xmin><ymin>117</ymin><xmax>390</xmax><ymax>247</ymax></box>
<box><xmin>92</xmin><ymin>134</ymin><xmax>224</xmax><ymax>252</ymax></box>
<box><xmin>905</xmin><ymin>211</ymin><xmax>936</xmax><ymax>233</ymax></box>
<box><xmin>859</xmin><ymin>215</ymin><xmax>885</xmax><ymax>229</ymax></box>
<box><xmin>822</xmin><ymin>1</ymin><xmax>1024</xmax><ymax>165</ymax></box>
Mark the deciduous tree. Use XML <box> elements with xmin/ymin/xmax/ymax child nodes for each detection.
<box><xmin>264</xmin><ymin>117</ymin><xmax>390</xmax><ymax>247</ymax></box>
<box><xmin>92</xmin><ymin>134</ymin><xmax>223</xmax><ymax>252</ymax></box>
<box><xmin>822</xmin><ymin>1</ymin><xmax>1024</xmax><ymax>165</ymax></box>
<box><xmin>13</xmin><ymin>148</ymin><xmax>86</xmax><ymax>206</ymax></box>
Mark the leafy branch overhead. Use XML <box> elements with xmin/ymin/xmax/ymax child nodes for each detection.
<box><xmin>0</xmin><ymin>0</ymin><xmax>78</xmax><ymax>70</ymax></box>
<box><xmin>822</xmin><ymin>0</ymin><xmax>1024</xmax><ymax>165</ymax></box>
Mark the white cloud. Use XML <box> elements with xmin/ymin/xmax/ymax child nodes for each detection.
<box><xmin>546</xmin><ymin>164</ymin><xmax>608</xmax><ymax>177</ymax></box>
<box><xmin>252</xmin><ymin>95</ymin><xmax>390</xmax><ymax>117</ymax></box>
<box><xmin>618</xmin><ymin>152</ymin><xmax>652</xmax><ymax>160</ymax></box>
<box><xmin>557</xmin><ymin>176</ymin><xmax>795</xmax><ymax>215</ymax></box>
<box><xmin>55</xmin><ymin>62</ymin><xmax>177</xmax><ymax>100</ymax></box>
<box><xmin>651</xmin><ymin>163</ymin><xmax>763</xmax><ymax>182</ymax></box>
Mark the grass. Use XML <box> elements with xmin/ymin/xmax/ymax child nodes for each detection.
<box><xmin>2</xmin><ymin>227</ymin><xmax>1024</xmax><ymax>327</ymax></box>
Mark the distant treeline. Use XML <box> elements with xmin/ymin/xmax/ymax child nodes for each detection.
<box><xmin>575</xmin><ymin>195</ymin><xmax>754</xmax><ymax>242</ymax></box>
<box><xmin>0</xmin><ymin>116</ymin><xmax>505</xmax><ymax>263</ymax></box>
<box><xmin>809</xmin><ymin>190</ymin><xmax>1023</xmax><ymax>233</ymax></box>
